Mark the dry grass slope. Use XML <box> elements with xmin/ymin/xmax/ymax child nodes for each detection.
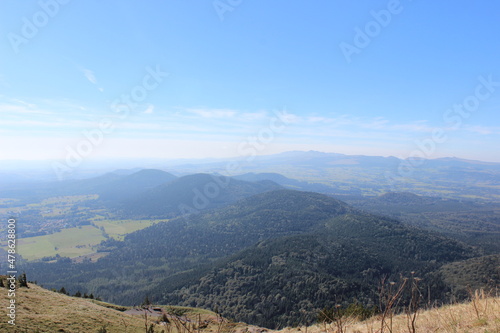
<box><xmin>277</xmin><ymin>292</ymin><xmax>500</xmax><ymax>333</ymax></box>
<box><xmin>0</xmin><ymin>280</ymin><xmax>224</xmax><ymax>333</ymax></box>
<box><xmin>0</xmin><ymin>283</ymin><xmax>147</xmax><ymax>332</ymax></box>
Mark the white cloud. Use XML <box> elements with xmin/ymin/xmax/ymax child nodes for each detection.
<box><xmin>187</xmin><ymin>108</ymin><xmax>237</xmax><ymax>118</ymax></box>
<box><xmin>143</xmin><ymin>104</ymin><xmax>154</xmax><ymax>114</ymax></box>
<box><xmin>0</xmin><ymin>104</ymin><xmax>44</xmax><ymax>115</ymax></box>
<box><xmin>82</xmin><ymin>68</ymin><xmax>97</xmax><ymax>85</ymax></box>
<box><xmin>10</xmin><ymin>98</ymin><xmax>37</xmax><ymax>109</ymax></box>
<box><xmin>275</xmin><ymin>109</ymin><xmax>300</xmax><ymax>124</ymax></box>
<box><xmin>360</xmin><ymin>117</ymin><xmax>390</xmax><ymax>129</ymax></box>
<box><xmin>307</xmin><ymin>116</ymin><xmax>330</xmax><ymax>123</ymax></box>
<box><xmin>0</xmin><ymin>118</ymin><xmax>98</xmax><ymax>131</ymax></box>
<box><xmin>240</xmin><ymin>110</ymin><xmax>268</xmax><ymax>121</ymax></box>
<box><xmin>0</xmin><ymin>99</ymin><xmax>54</xmax><ymax>116</ymax></box>
<box><xmin>389</xmin><ymin>120</ymin><xmax>433</xmax><ymax>133</ymax></box>
<box><xmin>1</xmin><ymin>98</ymin><xmax>497</xmax><ymax>163</ymax></box>
<box><xmin>464</xmin><ymin>125</ymin><xmax>499</xmax><ymax>135</ymax></box>
<box><xmin>40</xmin><ymin>98</ymin><xmax>87</xmax><ymax>111</ymax></box>
<box><xmin>80</xmin><ymin>68</ymin><xmax>104</xmax><ymax>92</ymax></box>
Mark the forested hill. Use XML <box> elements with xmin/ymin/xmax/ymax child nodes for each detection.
<box><xmin>95</xmin><ymin>168</ymin><xmax>178</xmax><ymax>201</ymax></box>
<box><xmin>344</xmin><ymin>191</ymin><xmax>500</xmax><ymax>253</ymax></box>
<box><xmin>0</xmin><ymin>168</ymin><xmax>177</xmax><ymax>202</ymax></box>
<box><xmin>155</xmin><ymin>206</ymin><xmax>477</xmax><ymax>327</ymax></box>
<box><xmin>118</xmin><ymin>173</ymin><xmax>283</xmax><ymax>218</ymax></box>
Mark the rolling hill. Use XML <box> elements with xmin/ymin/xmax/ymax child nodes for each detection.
<box><xmin>233</xmin><ymin>172</ymin><xmax>339</xmax><ymax>194</ymax></box>
<box><xmin>0</xmin><ymin>168</ymin><xmax>176</xmax><ymax>204</ymax></box>
<box><xmin>119</xmin><ymin>173</ymin><xmax>283</xmax><ymax>218</ymax></box>
<box><xmin>154</xmin><ymin>197</ymin><xmax>477</xmax><ymax>327</ymax></box>
<box><xmin>346</xmin><ymin>192</ymin><xmax>500</xmax><ymax>253</ymax></box>
<box><xmin>96</xmin><ymin>169</ymin><xmax>177</xmax><ymax>202</ymax></box>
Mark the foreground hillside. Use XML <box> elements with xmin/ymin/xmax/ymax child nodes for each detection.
<box><xmin>1</xmin><ymin>278</ymin><xmax>498</xmax><ymax>333</ymax></box>
<box><xmin>0</xmin><ymin>281</ymin><xmax>147</xmax><ymax>332</ymax></box>
<box><xmin>0</xmin><ymin>278</ymin><xmax>223</xmax><ymax>333</ymax></box>
<box><xmin>279</xmin><ymin>292</ymin><xmax>500</xmax><ymax>333</ymax></box>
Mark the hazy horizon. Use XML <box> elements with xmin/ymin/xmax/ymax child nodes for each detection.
<box><xmin>2</xmin><ymin>148</ymin><xmax>500</xmax><ymax>166</ymax></box>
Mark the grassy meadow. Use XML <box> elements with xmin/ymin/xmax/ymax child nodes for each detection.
<box><xmin>93</xmin><ymin>219</ymin><xmax>162</xmax><ymax>240</ymax></box>
<box><xmin>17</xmin><ymin>225</ymin><xmax>106</xmax><ymax>260</ymax></box>
<box><xmin>17</xmin><ymin>219</ymin><xmax>162</xmax><ymax>261</ymax></box>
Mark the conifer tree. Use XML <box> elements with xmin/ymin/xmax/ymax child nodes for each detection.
<box><xmin>18</xmin><ymin>272</ymin><xmax>28</xmax><ymax>288</ymax></box>
<box><xmin>142</xmin><ymin>295</ymin><xmax>152</xmax><ymax>307</ymax></box>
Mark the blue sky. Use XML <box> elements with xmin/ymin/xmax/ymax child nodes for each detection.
<box><xmin>1</xmin><ymin>0</ymin><xmax>499</xmax><ymax>168</ymax></box>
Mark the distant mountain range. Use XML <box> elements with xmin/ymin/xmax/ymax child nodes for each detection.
<box><xmin>1</xmin><ymin>150</ymin><xmax>499</xmax><ymax>200</ymax></box>
<box><xmin>2</xmin><ymin>166</ymin><xmax>498</xmax><ymax>250</ymax></box>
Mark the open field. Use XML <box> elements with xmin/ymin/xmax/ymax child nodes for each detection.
<box><xmin>93</xmin><ymin>219</ymin><xmax>163</xmax><ymax>240</ymax></box>
<box><xmin>27</xmin><ymin>195</ymin><xmax>99</xmax><ymax>218</ymax></box>
<box><xmin>15</xmin><ymin>219</ymin><xmax>162</xmax><ymax>261</ymax></box>
<box><xmin>17</xmin><ymin>225</ymin><xmax>106</xmax><ymax>260</ymax></box>
<box><xmin>0</xmin><ymin>195</ymin><xmax>99</xmax><ymax>216</ymax></box>
<box><xmin>243</xmin><ymin>164</ymin><xmax>500</xmax><ymax>201</ymax></box>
